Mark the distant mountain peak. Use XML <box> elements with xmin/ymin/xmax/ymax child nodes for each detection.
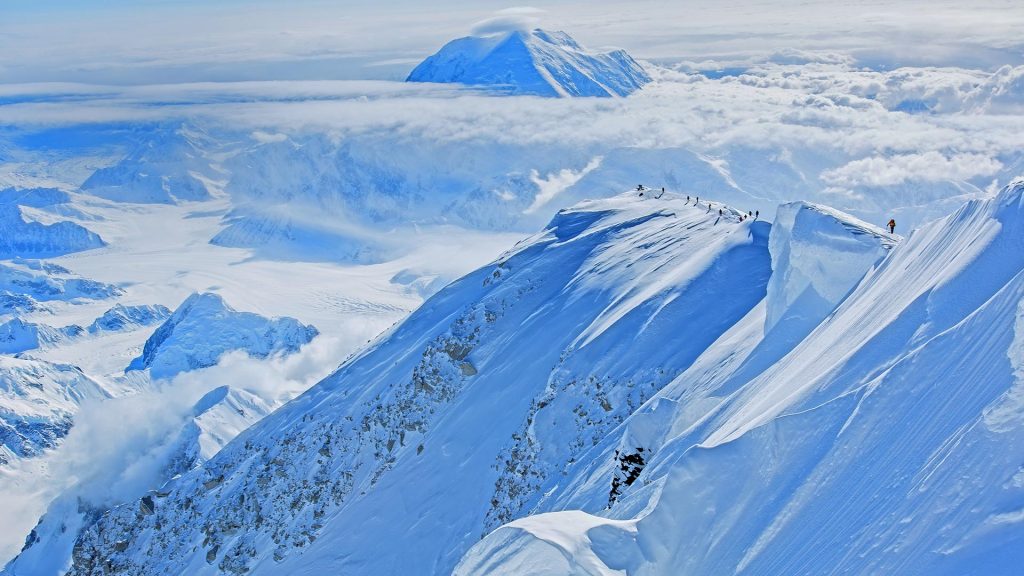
<box><xmin>407</xmin><ymin>28</ymin><xmax>651</xmax><ymax>97</ymax></box>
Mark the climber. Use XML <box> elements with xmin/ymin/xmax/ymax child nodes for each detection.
<box><xmin>719</xmin><ymin>208</ymin><xmax>723</xmax><ymax>216</ymax></box>
<box><xmin>755</xmin><ymin>210</ymin><xmax>759</xmax><ymax>220</ymax></box>
<box><xmin>888</xmin><ymin>218</ymin><xmax>896</xmax><ymax>234</ymax></box>
<box><xmin>687</xmin><ymin>195</ymin><xmax>690</xmax><ymax>203</ymax></box>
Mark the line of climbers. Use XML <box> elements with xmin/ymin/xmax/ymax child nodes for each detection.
<box><xmin>637</xmin><ymin>185</ymin><xmax>898</xmax><ymax>233</ymax></box>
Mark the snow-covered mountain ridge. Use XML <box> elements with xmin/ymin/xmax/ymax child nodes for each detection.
<box><xmin>457</xmin><ymin>181</ymin><xmax>1024</xmax><ymax>575</ymax></box>
<box><xmin>46</xmin><ymin>192</ymin><xmax>769</xmax><ymax>575</ymax></box>
<box><xmin>11</xmin><ymin>180</ymin><xmax>1024</xmax><ymax>576</ymax></box>
<box><xmin>407</xmin><ymin>29</ymin><xmax>650</xmax><ymax>97</ymax></box>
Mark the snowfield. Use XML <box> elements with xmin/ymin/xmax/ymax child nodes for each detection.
<box><xmin>2</xmin><ymin>10</ymin><xmax>1024</xmax><ymax>575</ymax></box>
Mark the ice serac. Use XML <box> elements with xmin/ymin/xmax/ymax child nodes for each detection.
<box><xmin>407</xmin><ymin>28</ymin><xmax>650</xmax><ymax>97</ymax></box>
<box><xmin>0</xmin><ymin>356</ymin><xmax>108</xmax><ymax>466</ymax></box>
<box><xmin>60</xmin><ymin>192</ymin><xmax>771</xmax><ymax>575</ymax></box>
<box><xmin>765</xmin><ymin>201</ymin><xmax>896</xmax><ymax>339</ymax></box>
<box><xmin>126</xmin><ymin>292</ymin><xmax>318</xmax><ymax>380</ymax></box>
<box><xmin>457</xmin><ymin>180</ymin><xmax>1024</xmax><ymax>575</ymax></box>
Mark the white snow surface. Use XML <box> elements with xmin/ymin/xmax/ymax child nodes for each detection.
<box><xmin>457</xmin><ymin>180</ymin><xmax>1024</xmax><ymax>575</ymax></box>
<box><xmin>126</xmin><ymin>292</ymin><xmax>318</xmax><ymax>380</ymax></box>
<box><xmin>0</xmin><ymin>356</ymin><xmax>108</xmax><ymax>465</ymax></box>
<box><xmin>764</xmin><ymin>201</ymin><xmax>897</xmax><ymax>336</ymax></box>
<box><xmin>407</xmin><ymin>29</ymin><xmax>650</xmax><ymax>98</ymax></box>
<box><xmin>49</xmin><ymin>192</ymin><xmax>772</xmax><ymax>575</ymax></box>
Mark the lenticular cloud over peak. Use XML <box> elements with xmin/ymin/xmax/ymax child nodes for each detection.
<box><xmin>470</xmin><ymin>7</ymin><xmax>546</xmax><ymax>37</ymax></box>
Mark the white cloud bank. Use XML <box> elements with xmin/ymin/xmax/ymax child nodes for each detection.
<box><xmin>823</xmin><ymin>152</ymin><xmax>1005</xmax><ymax>188</ymax></box>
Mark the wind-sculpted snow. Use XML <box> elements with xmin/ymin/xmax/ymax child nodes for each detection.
<box><xmin>60</xmin><ymin>192</ymin><xmax>770</xmax><ymax>575</ymax></box>
<box><xmin>0</xmin><ymin>356</ymin><xmax>108</xmax><ymax>466</ymax></box>
<box><xmin>0</xmin><ymin>191</ymin><xmax>105</xmax><ymax>259</ymax></box>
<box><xmin>126</xmin><ymin>293</ymin><xmax>319</xmax><ymax>380</ymax></box>
<box><xmin>765</xmin><ymin>201</ymin><xmax>896</xmax><ymax>338</ymax></box>
<box><xmin>457</xmin><ymin>181</ymin><xmax>1024</xmax><ymax>575</ymax></box>
<box><xmin>408</xmin><ymin>29</ymin><xmax>650</xmax><ymax>98</ymax></box>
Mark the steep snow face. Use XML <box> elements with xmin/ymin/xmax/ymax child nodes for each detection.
<box><xmin>0</xmin><ymin>356</ymin><xmax>108</xmax><ymax>465</ymax></box>
<box><xmin>407</xmin><ymin>29</ymin><xmax>650</xmax><ymax>97</ymax></box>
<box><xmin>79</xmin><ymin>127</ymin><xmax>218</xmax><ymax>204</ymax></box>
<box><xmin>172</xmin><ymin>386</ymin><xmax>276</xmax><ymax>472</ymax></box>
<box><xmin>0</xmin><ymin>318</ymin><xmax>83</xmax><ymax>354</ymax></box>
<box><xmin>457</xmin><ymin>181</ymin><xmax>1024</xmax><ymax>575</ymax></box>
<box><xmin>0</xmin><ymin>190</ymin><xmax>105</xmax><ymax>259</ymax></box>
<box><xmin>60</xmin><ymin>192</ymin><xmax>770</xmax><ymax>575</ymax></box>
<box><xmin>5</xmin><ymin>384</ymin><xmax>277</xmax><ymax>576</ymax></box>
<box><xmin>126</xmin><ymin>293</ymin><xmax>319</xmax><ymax>380</ymax></box>
<box><xmin>765</xmin><ymin>201</ymin><xmax>896</xmax><ymax>337</ymax></box>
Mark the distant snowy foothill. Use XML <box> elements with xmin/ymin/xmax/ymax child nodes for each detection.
<box><xmin>407</xmin><ymin>28</ymin><xmax>650</xmax><ymax>97</ymax></box>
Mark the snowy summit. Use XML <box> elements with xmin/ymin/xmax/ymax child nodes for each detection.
<box><xmin>407</xmin><ymin>29</ymin><xmax>651</xmax><ymax>97</ymax></box>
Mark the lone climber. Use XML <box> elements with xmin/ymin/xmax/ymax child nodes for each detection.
<box><xmin>888</xmin><ymin>218</ymin><xmax>896</xmax><ymax>234</ymax></box>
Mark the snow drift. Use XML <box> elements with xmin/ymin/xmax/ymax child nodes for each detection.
<box><xmin>457</xmin><ymin>180</ymin><xmax>1024</xmax><ymax>575</ymax></box>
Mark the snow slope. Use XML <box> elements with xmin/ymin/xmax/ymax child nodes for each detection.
<box><xmin>0</xmin><ymin>356</ymin><xmax>108</xmax><ymax>465</ymax></box>
<box><xmin>56</xmin><ymin>191</ymin><xmax>770</xmax><ymax>575</ymax></box>
<box><xmin>457</xmin><ymin>180</ymin><xmax>1024</xmax><ymax>575</ymax></box>
<box><xmin>0</xmin><ymin>318</ymin><xmax>83</xmax><ymax>354</ymax></box>
<box><xmin>126</xmin><ymin>293</ymin><xmax>319</xmax><ymax>380</ymax></box>
<box><xmin>0</xmin><ymin>188</ymin><xmax>105</xmax><ymax>259</ymax></box>
<box><xmin>407</xmin><ymin>29</ymin><xmax>650</xmax><ymax>97</ymax></box>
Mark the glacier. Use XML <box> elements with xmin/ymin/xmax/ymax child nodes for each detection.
<box><xmin>407</xmin><ymin>29</ymin><xmax>650</xmax><ymax>97</ymax></box>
